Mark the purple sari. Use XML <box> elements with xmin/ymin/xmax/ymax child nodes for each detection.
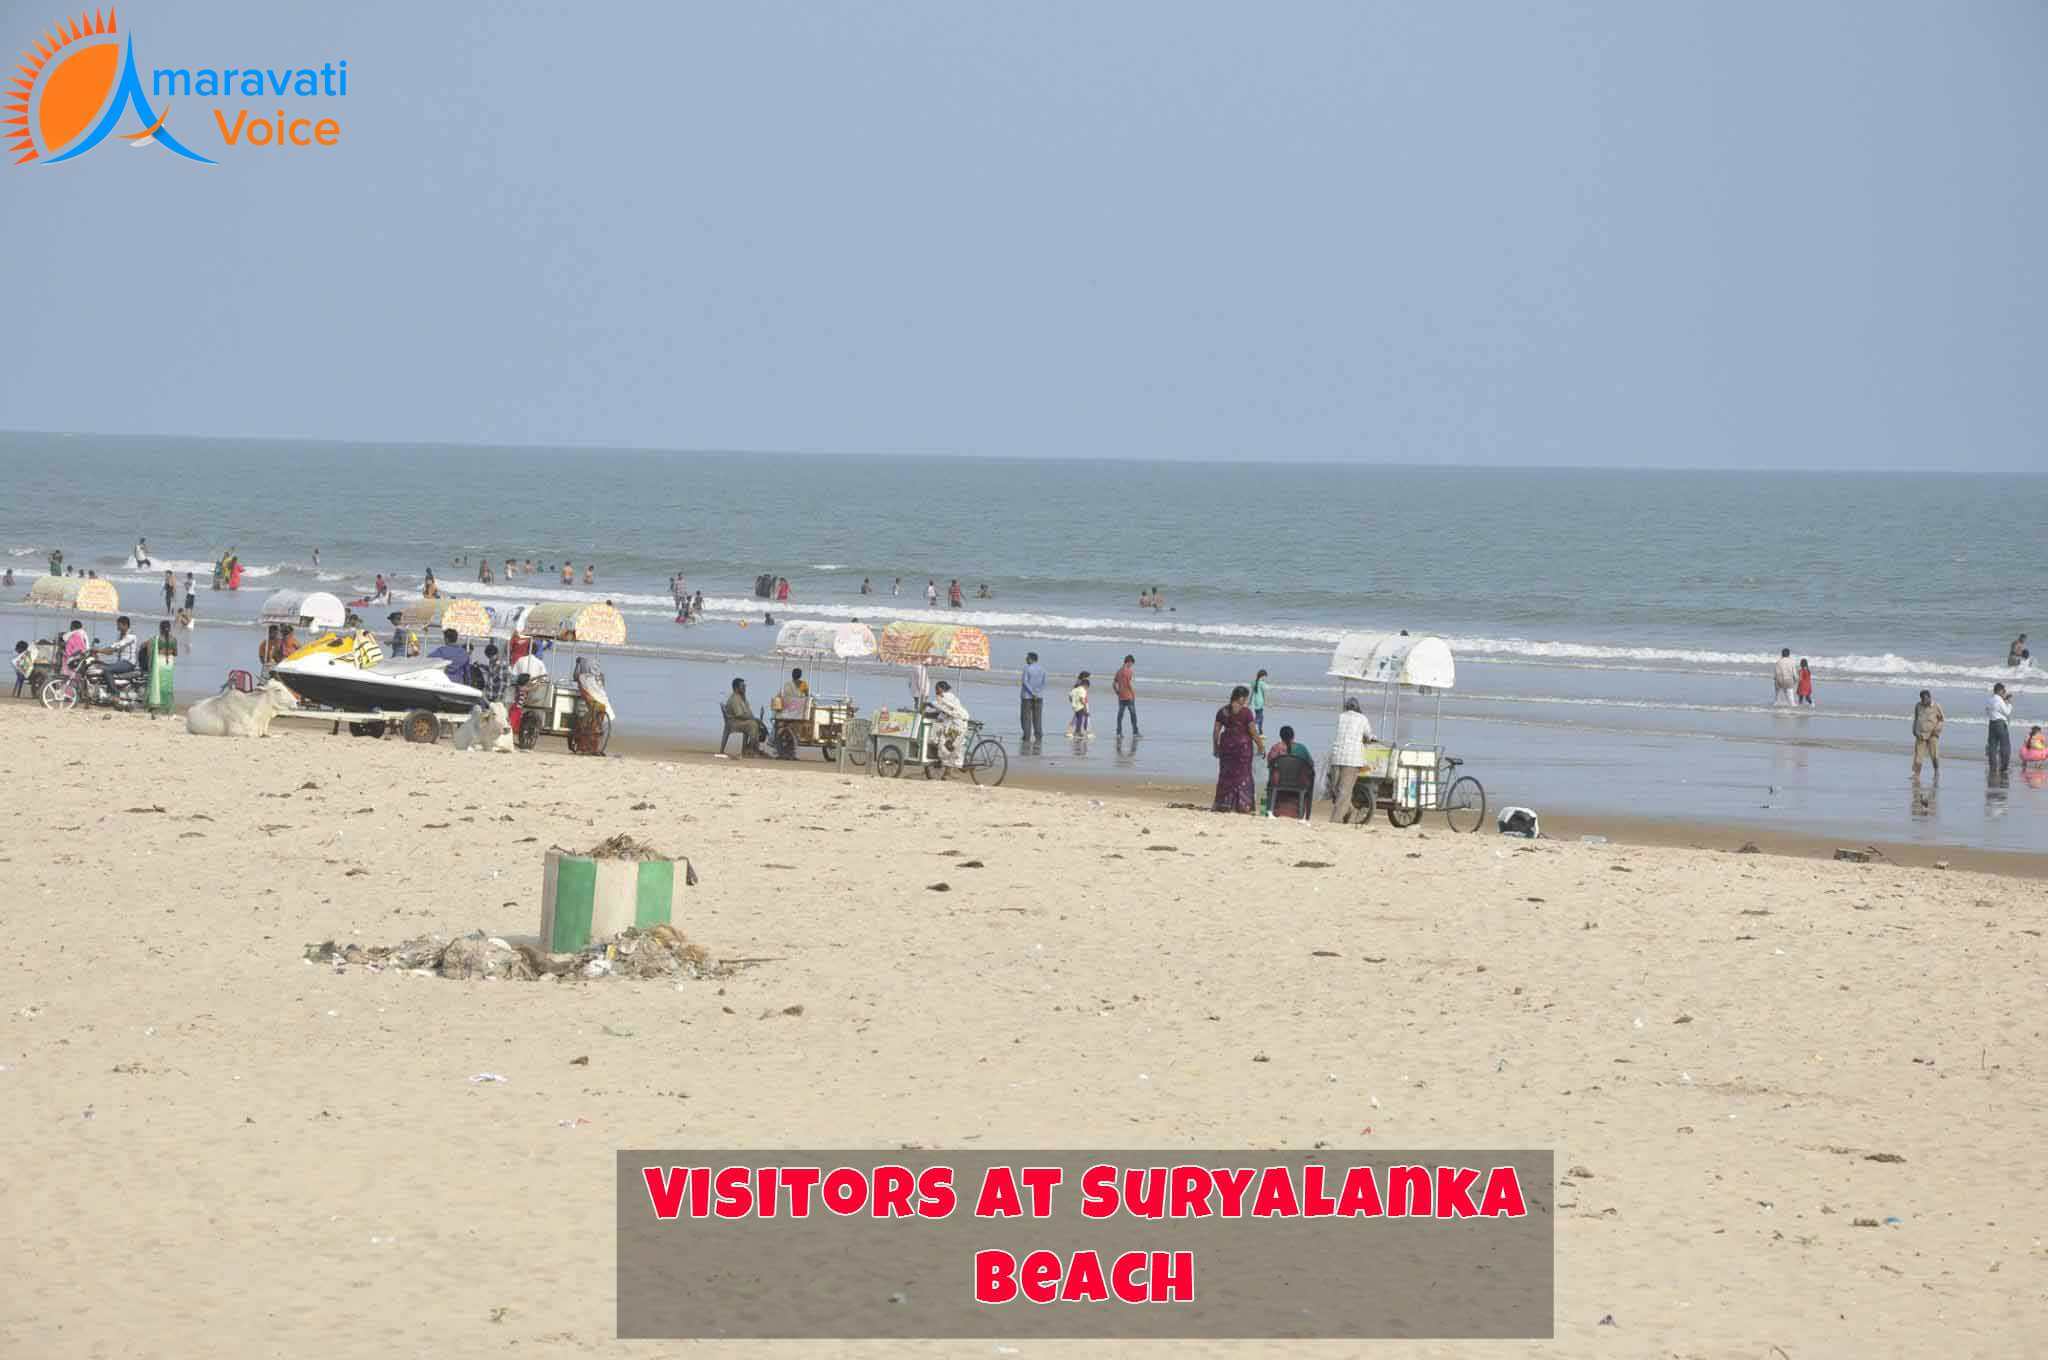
<box><xmin>1213</xmin><ymin>704</ymin><xmax>1257</xmax><ymax>812</ymax></box>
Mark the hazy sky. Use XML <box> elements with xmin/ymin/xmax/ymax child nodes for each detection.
<box><xmin>1</xmin><ymin>1</ymin><xmax>2042</xmax><ymax>467</ymax></box>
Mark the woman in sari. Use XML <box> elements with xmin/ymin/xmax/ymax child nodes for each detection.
<box><xmin>144</xmin><ymin>619</ymin><xmax>177</xmax><ymax>717</ymax></box>
<box><xmin>1212</xmin><ymin>685</ymin><xmax>1260</xmax><ymax>813</ymax></box>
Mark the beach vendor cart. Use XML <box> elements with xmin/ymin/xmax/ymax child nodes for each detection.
<box><xmin>767</xmin><ymin>620</ymin><xmax>872</xmax><ymax>767</ymax></box>
<box><xmin>1326</xmin><ymin>632</ymin><xmax>1485</xmax><ymax>831</ymax></box>
<box><xmin>23</xmin><ymin>575</ymin><xmax>120</xmax><ymax>690</ymax></box>
<box><xmin>866</xmin><ymin>622</ymin><xmax>1007</xmax><ymax>784</ymax></box>
<box><xmin>506</xmin><ymin>600</ymin><xmax>625</xmax><ymax>754</ymax></box>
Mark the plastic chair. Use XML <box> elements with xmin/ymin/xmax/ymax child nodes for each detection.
<box><xmin>1267</xmin><ymin>753</ymin><xmax>1316</xmax><ymax>819</ymax></box>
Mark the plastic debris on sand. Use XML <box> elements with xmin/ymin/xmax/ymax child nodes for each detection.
<box><xmin>304</xmin><ymin>925</ymin><xmax>723</xmax><ymax>982</ymax></box>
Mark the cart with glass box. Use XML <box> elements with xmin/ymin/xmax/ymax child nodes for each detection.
<box><xmin>865</xmin><ymin>622</ymin><xmax>1007</xmax><ymax>784</ymax></box>
<box><xmin>1327</xmin><ymin>632</ymin><xmax>1484</xmax><ymax>831</ymax></box>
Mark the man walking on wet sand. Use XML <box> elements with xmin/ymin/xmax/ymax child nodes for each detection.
<box><xmin>1113</xmin><ymin>654</ymin><xmax>1139</xmax><ymax>736</ymax></box>
<box><xmin>1911</xmin><ymin>690</ymin><xmax>1943</xmax><ymax>777</ymax></box>
<box><xmin>1772</xmin><ymin>648</ymin><xmax>1797</xmax><ymax>705</ymax></box>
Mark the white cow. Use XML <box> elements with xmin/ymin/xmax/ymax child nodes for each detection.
<box><xmin>452</xmin><ymin>701</ymin><xmax>514</xmax><ymax>752</ymax></box>
<box><xmin>186</xmin><ymin>678</ymin><xmax>298</xmax><ymax>738</ymax></box>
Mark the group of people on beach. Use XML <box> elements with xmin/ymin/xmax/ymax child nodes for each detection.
<box><xmin>1016</xmin><ymin>652</ymin><xmax>1142</xmax><ymax>745</ymax></box>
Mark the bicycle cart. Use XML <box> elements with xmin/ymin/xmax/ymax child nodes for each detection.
<box><xmin>768</xmin><ymin>621</ymin><xmax>874</xmax><ymax>767</ymax></box>
<box><xmin>867</xmin><ymin>622</ymin><xmax>1007</xmax><ymax>785</ymax></box>
<box><xmin>1327</xmin><ymin>632</ymin><xmax>1485</xmax><ymax>832</ymax></box>
<box><xmin>507</xmin><ymin>601</ymin><xmax>626</xmax><ymax>755</ymax></box>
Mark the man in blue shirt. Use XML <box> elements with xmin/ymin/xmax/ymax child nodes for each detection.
<box><xmin>428</xmin><ymin>628</ymin><xmax>471</xmax><ymax>686</ymax></box>
<box><xmin>1019</xmin><ymin>651</ymin><xmax>1047</xmax><ymax>744</ymax></box>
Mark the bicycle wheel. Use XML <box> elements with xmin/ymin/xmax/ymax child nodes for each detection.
<box><xmin>969</xmin><ymin>738</ymin><xmax>1008</xmax><ymax>786</ymax></box>
<box><xmin>41</xmin><ymin>677</ymin><xmax>77</xmax><ymax>711</ymax></box>
<box><xmin>1443</xmin><ymin>776</ymin><xmax>1485</xmax><ymax>833</ymax></box>
<box><xmin>876</xmin><ymin>747</ymin><xmax>904</xmax><ymax>778</ymax></box>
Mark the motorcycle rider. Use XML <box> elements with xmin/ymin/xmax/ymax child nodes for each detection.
<box><xmin>97</xmin><ymin>616</ymin><xmax>141</xmax><ymax>681</ymax></box>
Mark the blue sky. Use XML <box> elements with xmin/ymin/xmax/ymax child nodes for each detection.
<box><xmin>1</xmin><ymin>1</ymin><xmax>2042</xmax><ymax>468</ymax></box>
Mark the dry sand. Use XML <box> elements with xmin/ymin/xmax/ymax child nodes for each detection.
<box><xmin>2</xmin><ymin>703</ymin><xmax>2043</xmax><ymax>1358</ymax></box>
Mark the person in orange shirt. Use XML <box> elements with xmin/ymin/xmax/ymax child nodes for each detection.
<box><xmin>1113</xmin><ymin>654</ymin><xmax>1139</xmax><ymax>736</ymax></box>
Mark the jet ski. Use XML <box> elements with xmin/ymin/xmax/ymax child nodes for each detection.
<box><xmin>273</xmin><ymin>649</ymin><xmax>484</xmax><ymax>715</ymax></box>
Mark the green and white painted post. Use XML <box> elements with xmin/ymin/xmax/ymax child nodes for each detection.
<box><xmin>540</xmin><ymin>848</ymin><xmax>685</xmax><ymax>953</ymax></box>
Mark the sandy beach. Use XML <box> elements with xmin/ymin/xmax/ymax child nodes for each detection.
<box><xmin>2</xmin><ymin>703</ymin><xmax>2043</xmax><ymax>1358</ymax></box>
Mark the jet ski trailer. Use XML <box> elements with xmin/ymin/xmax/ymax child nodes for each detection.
<box><xmin>269</xmin><ymin>651</ymin><xmax>487</xmax><ymax>744</ymax></box>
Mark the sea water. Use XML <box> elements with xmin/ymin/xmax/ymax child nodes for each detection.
<box><xmin>3</xmin><ymin>432</ymin><xmax>2044</xmax><ymax>850</ymax></box>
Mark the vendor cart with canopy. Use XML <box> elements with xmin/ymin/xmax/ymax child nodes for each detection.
<box><xmin>866</xmin><ymin>622</ymin><xmax>1006</xmax><ymax>783</ymax></box>
<box><xmin>768</xmin><ymin>620</ymin><xmax>872</xmax><ymax>766</ymax></box>
<box><xmin>508</xmin><ymin>600</ymin><xmax>624</xmax><ymax>754</ymax></box>
<box><xmin>259</xmin><ymin>589</ymin><xmax>346</xmax><ymax>634</ymax></box>
<box><xmin>1327</xmin><ymin>632</ymin><xmax>1484</xmax><ymax>831</ymax></box>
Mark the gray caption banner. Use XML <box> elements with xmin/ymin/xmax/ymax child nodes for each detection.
<box><xmin>617</xmin><ymin>1149</ymin><xmax>1553</xmax><ymax>1339</ymax></box>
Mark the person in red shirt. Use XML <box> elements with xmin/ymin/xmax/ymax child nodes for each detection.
<box><xmin>1796</xmin><ymin>659</ymin><xmax>1815</xmax><ymax>706</ymax></box>
<box><xmin>1113</xmin><ymin>654</ymin><xmax>1139</xmax><ymax>736</ymax></box>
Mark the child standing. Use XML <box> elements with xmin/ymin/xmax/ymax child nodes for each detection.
<box><xmin>1068</xmin><ymin>672</ymin><xmax>1092</xmax><ymax>737</ymax></box>
<box><xmin>1796</xmin><ymin>659</ymin><xmax>1814</xmax><ymax>706</ymax></box>
<box><xmin>12</xmin><ymin>640</ymin><xmax>31</xmax><ymax>698</ymax></box>
<box><xmin>183</xmin><ymin>572</ymin><xmax>196</xmax><ymax>615</ymax></box>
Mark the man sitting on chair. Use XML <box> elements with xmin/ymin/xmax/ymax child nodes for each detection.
<box><xmin>725</xmin><ymin>677</ymin><xmax>765</xmax><ymax>756</ymax></box>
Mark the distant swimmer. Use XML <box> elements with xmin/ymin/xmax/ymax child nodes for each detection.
<box><xmin>561</xmin><ymin>563</ymin><xmax>573</xmax><ymax>584</ymax></box>
<box><xmin>926</xmin><ymin>579</ymin><xmax>938</xmax><ymax>607</ymax></box>
<box><xmin>134</xmin><ymin>538</ymin><xmax>151</xmax><ymax>568</ymax></box>
<box><xmin>976</xmin><ymin>583</ymin><xmax>991</xmax><ymax>599</ymax></box>
<box><xmin>861</xmin><ymin>577</ymin><xmax>873</xmax><ymax>595</ymax></box>
<box><xmin>584</xmin><ymin>564</ymin><xmax>595</xmax><ymax>585</ymax></box>
<box><xmin>892</xmin><ymin>577</ymin><xmax>901</xmax><ymax>596</ymax></box>
<box><xmin>1796</xmin><ymin>659</ymin><xmax>1814</xmax><ymax>706</ymax></box>
<box><xmin>2010</xmin><ymin>633</ymin><xmax>2029</xmax><ymax>667</ymax></box>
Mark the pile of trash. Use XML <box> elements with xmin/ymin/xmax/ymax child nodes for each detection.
<box><xmin>304</xmin><ymin>924</ymin><xmax>723</xmax><ymax>982</ymax></box>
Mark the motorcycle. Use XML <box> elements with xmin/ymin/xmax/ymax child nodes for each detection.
<box><xmin>41</xmin><ymin>645</ymin><xmax>147</xmax><ymax>712</ymax></box>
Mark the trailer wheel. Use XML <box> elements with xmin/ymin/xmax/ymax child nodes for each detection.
<box><xmin>402</xmin><ymin>710</ymin><xmax>440</xmax><ymax>744</ymax></box>
<box><xmin>349</xmin><ymin>721</ymin><xmax>387</xmax><ymax>739</ymax></box>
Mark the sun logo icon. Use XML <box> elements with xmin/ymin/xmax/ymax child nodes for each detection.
<box><xmin>6</xmin><ymin>9</ymin><xmax>210</xmax><ymax>164</ymax></box>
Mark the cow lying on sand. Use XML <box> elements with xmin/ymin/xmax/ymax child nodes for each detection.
<box><xmin>453</xmin><ymin>701</ymin><xmax>514</xmax><ymax>752</ymax></box>
<box><xmin>186</xmin><ymin>679</ymin><xmax>298</xmax><ymax>738</ymax></box>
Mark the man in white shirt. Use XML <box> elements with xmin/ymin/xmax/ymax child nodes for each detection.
<box><xmin>98</xmin><ymin>615</ymin><xmax>141</xmax><ymax>678</ymax></box>
<box><xmin>1327</xmin><ymin>697</ymin><xmax>1375</xmax><ymax>823</ymax></box>
<box><xmin>1986</xmin><ymin>683</ymin><xmax>2013</xmax><ymax>775</ymax></box>
<box><xmin>1772</xmin><ymin>648</ymin><xmax>1798</xmax><ymax>705</ymax></box>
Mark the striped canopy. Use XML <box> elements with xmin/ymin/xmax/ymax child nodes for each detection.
<box><xmin>876</xmin><ymin>621</ymin><xmax>991</xmax><ymax>669</ymax></box>
<box><xmin>399</xmin><ymin>595</ymin><xmax>495</xmax><ymax>639</ymax></box>
<box><xmin>28</xmin><ymin>575</ymin><xmax>119</xmax><ymax>614</ymax></box>
<box><xmin>514</xmin><ymin>600</ymin><xmax>627</xmax><ymax>645</ymax></box>
<box><xmin>774</xmin><ymin>620</ymin><xmax>877</xmax><ymax>660</ymax></box>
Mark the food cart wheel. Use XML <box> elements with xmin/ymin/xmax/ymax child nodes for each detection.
<box><xmin>402</xmin><ymin>710</ymin><xmax>440</xmax><ymax>745</ymax></box>
<box><xmin>968</xmin><ymin>739</ymin><xmax>1007</xmax><ymax>786</ymax></box>
<box><xmin>1386</xmin><ymin>800</ymin><xmax>1421</xmax><ymax>829</ymax></box>
<box><xmin>1348</xmin><ymin>780</ymin><xmax>1376</xmax><ymax>825</ymax></box>
<box><xmin>516</xmin><ymin>713</ymin><xmax>540</xmax><ymax>750</ymax></box>
<box><xmin>349</xmin><ymin>720</ymin><xmax>388</xmax><ymax>739</ymax></box>
<box><xmin>875</xmin><ymin>746</ymin><xmax>904</xmax><ymax>779</ymax></box>
<box><xmin>1443</xmin><ymin>776</ymin><xmax>1485</xmax><ymax>833</ymax></box>
<box><xmin>774</xmin><ymin>726</ymin><xmax>797</xmax><ymax>760</ymax></box>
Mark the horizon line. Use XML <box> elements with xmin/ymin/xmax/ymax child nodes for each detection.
<box><xmin>0</xmin><ymin>426</ymin><xmax>2035</xmax><ymax>477</ymax></box>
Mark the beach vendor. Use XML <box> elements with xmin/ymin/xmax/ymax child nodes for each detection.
<box><xmin>929</xmin><ymin>679</ymin><xmax>971</xmax><ymax>775</ymax></box>
<box><xmin>142</xmin><ymin>620</ymin><xmax>177</xmax><ymax>716</ymax></box>
<box><xmin>1328</xmin><ymin>697</ymin><xmax>1374</xmax><ymax>823</ymax></box>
